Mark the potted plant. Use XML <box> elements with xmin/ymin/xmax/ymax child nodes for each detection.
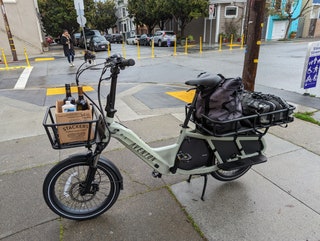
<box><xmin>289</xmin><ymin>31</ymin><xmax>297</xmax><ymax>39</ymax></box>
<box><xmin>187</xmin><ymin>35</ymin><xmax>196</xmax><ymax>44</ymax></box>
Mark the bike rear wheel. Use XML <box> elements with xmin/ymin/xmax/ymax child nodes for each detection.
<box><xmin>43</xmin><ymin>156</ymin><xmax>121</xmax><ymax>220</ymax></box>
<box><xmin>211</xmin><ymin>165</ymin><xmax>251</xmax><ymax>181</ymax></box>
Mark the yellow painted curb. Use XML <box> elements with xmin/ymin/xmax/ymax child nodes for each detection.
<box><xmin>35</xmin><ymin>57</ymin><xmax>55</xmax><ymax>62</ymax></box>
<box><xmin>0</xmin><ymin>66</ymin><xmax>29</xmax><ymax>70</ymax></box>
<box><xmin>166</xmin><ymin>89</ymin><xmax>195</xmax><ymax>103</ymax></box>
<box><xmin>46</xmin><ymin>85</ymin><xmax>94</xmax><ymax>96</ymax></box>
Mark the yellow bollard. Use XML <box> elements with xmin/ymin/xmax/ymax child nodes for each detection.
<box><xmin>230</xmin><ymin>34</ymin><xmax>233</xmax><ymax>51</ymax></box>
<box><xmin>151</xmin><ymin>40</ymin><xmax>155</xmax><ymax>58</ymax></box>
<box><xmin>200</xmin><ymin>36</ymin><xmax>203</xmax><ymax>54</ymax></box>
<box><xmin>184</xmin><ymin>38</ymin><xmax>188</xmax><ymax>55</ymax></box>
<box><xmin>108</xmin><ymin>43</ymin><xmax>111</xmax><ymax>56</ymax></box>
<box><xmin>241</xmin><ymin>34</ymin><xmax>244</xmax><ymax>49</ymax></box>
<box><xmin>137</xmin><ymin>41</ymin><xmax>140</xmax><ymax>59</ymax></box>
<box><xmin>219</xmin><ymin>35</ymin><xmax>222</xmax><ymax>51</ymax></box>
<box><xmin>173</xmin><ymin>40</ymin><xmax>177</xmax><ymax>56</ymax></box>
<box><xmin>122</xmin><ymin>41</ymin><xmax>126</xmax><ymax>58</ymax></box>
<box><xmin>24</xmin><ymin>48</ymin><xmax>31</xmax><ymax>67</ymax></box>
<box><xmin>1</xmin><ymin>48</ymin><xmax>9</xmax><ymax>70</ymax></box>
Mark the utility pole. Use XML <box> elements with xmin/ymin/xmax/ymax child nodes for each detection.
<box><xmin>242</xmin><ymin>0</ymin><xmax>266</xmax><ymax>91</ymax></box>
<box><xmin>0</xmin><ymin>0</ymin><xmax>18</xmax><ymax>61</ymax></box>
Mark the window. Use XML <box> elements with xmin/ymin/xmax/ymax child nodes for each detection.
<box><xmin>122</xmin><ymin>8</ymin><xmax>126</xmax><ymax>18</ymax></box>
<box><xmin>225</xmin><ymin>6</ymin><xmax>238</xmax><ymax>18</ymax></box>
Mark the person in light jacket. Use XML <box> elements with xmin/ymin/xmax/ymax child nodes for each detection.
<box><xmin>60</xmin><ymin>29</ymin><xmax>75</xmax><ymax>67</ymax></box>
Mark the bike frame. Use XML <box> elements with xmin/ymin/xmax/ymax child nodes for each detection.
<box><xmin>98</xmin><ymin>60</ymin><xmax>266</xmax><ymax>176</ymax></box>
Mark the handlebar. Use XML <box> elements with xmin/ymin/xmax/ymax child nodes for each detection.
<box><xmin>106</xmin><ymin>54</ymin><xmax>135</xmax><ymax>69</ymax></box>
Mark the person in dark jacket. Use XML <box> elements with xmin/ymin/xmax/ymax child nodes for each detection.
<box><xmin>60</xmin><ymin>29</ymin><xmax>75</xmax><ymax>66</ymax></box>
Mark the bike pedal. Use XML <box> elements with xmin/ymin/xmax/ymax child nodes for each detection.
<box><xmin>152</xmin><ymin>170</ymin><xmax>162</xmax><ymax>178</ymax></box>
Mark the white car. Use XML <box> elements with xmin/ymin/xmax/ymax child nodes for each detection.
<box><xmin>126</xmin><ymin>35</ymin><xmax>141</xmax><ymax>45</ymax></box>
<box><xmin>153</xmin><ymin>31</ymin><xmax>176</xmax><ymax>47</ymax></box>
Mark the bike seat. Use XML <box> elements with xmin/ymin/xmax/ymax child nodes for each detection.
<box><xmin>185</xmin><ymin>73</ymin><xmax>224</xmax><ymax>88</ymax></box>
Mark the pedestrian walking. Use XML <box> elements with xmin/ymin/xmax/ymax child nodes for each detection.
<box><xmin>60</xmin><ymin>29</ymin><xmax>75</xmax><ymax>67</ymax></box>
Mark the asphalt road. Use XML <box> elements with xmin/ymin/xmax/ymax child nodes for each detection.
<box><xmin>0</xmin><ymin>40</ymin><xmax>319</xmax><ymax>110</ymax></box>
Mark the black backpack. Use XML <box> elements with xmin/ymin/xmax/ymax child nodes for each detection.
<box><xmin>195</xmin><ymin>74</ymin><xmax>244</xmax><ymax>134</ymax></box>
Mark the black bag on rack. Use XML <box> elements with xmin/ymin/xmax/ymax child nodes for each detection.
<box><xmin>195</xmin><ymin>74</ymin><xmax>244</xmax><ymax>134</ymax></box>
<box><xmin>241</xmin><ymin>91</ymin><xmax>292</xmax><ymax>125</ymax></box>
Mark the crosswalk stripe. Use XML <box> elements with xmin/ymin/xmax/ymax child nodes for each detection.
<box><xmin>14</xmin><ymin>66</ymin><xmax>34</xmax><ymax>89</ymax></box>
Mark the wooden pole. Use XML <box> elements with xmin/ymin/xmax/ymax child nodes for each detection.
<box><xmin>242</xmin><ymin>0</ymin><xmax>266</xmax><ymax>91</ymax></box>
<box><xmin>0</xmin><ymin>0</ymin><xmax>18</xmax><ymax>61</ymax></box>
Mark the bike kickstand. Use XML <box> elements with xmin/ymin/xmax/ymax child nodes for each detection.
<box><xmin>187</xmin><ymin>175</ymin><xmax>192</xmax><ymax>183</ymax></box>
<box><xmin>200</xmin><ymin>174</ymin><xmax>208</xmax><ymax>201</ymax></box>
<box><xmin>187</xmin><ymin>174</ymin><xmax>208</xmax><ymax>201</ymax></box>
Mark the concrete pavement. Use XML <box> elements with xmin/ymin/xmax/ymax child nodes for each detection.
<box><xmin>0</xmin><ymin>44</ymin><xmax>320</xmax><ymax>240</ymax></box>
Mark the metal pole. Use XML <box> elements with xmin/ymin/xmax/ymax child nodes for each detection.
<box><xmin>0</xmin><ymin>0</ymin><xmax>18</xmax><ymax>61</ymax></box>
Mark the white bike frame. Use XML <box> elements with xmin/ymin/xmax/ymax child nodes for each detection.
<box><xmin>105</xmin><ymin>116</ymin><xmax>266</xmax><ymax>176</ymax></box>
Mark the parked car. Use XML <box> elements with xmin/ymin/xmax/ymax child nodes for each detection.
<box><xmin>89</xmin><ymin>36</ymin><xmax>111</xmax><ymax>51</ymax></box>
<box><xmin>79</xmin><ymin>29</ymin><xmax>101</xmax><ymax>48</ymax></box>
<box><xmin>104</xmin><ymin>34</ymin><xmax>113</xmax><ymax>42</ymax></box>
<box><xmin>153</xmin><ymin>31</ymin><xmax>176</xmax><ymax>47</ymax></box>
<box><xmin>111</xmin><ymin>34</ymin><xmax>123</xmax><ymax>43</ymax></box>
<box><xmin>73</xmin><ymin>33</ymin><xmax>81</xmax><ymax>46</ymax></box>
<box><xmin>126</xmin><ymin>35</ymin><xmax>141</xmax><ymax>45</ymax></box>
<box><xmin>45</xmin><ymin>36</ymin><xmax>54</xmax><ymax>44</ymax></box>
<box><xmin>139</xmin><ymin>34</ymin><xmax>153</xmax><ymax>46</ymax></box>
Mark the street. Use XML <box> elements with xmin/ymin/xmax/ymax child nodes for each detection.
<box><xmin>0</xmin><ymin>40</ymin><xmax>319</xmax><ymax>113</ymax></box>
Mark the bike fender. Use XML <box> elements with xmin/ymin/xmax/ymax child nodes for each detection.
<box><xmin>99</xmin><ymin>156</ymin><xmax>124</xmax><ymax>190</ymax></box>
<box><xmin>67</xmin><ymin>153</ymin><xmax>123</xmax><ymax>190</ymax></box>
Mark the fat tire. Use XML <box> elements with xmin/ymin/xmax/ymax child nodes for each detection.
<box><xmin>43</xmin><ymin>156</ymin><xmax>121</xmax><ymax>220</ymax></box>
<box><xmin>211</xmin><ymin>165</ymin><xmax>251</xmax><ymax>181</ymax></box>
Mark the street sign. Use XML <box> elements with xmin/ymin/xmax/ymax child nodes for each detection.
<box><xmin>209</xmin><ymin>4</ymin><xmax>214</xmax><ymax>20</ymax></box>
<box><xmin>77</xmin><ymin>15</ymin><xmax>86</xmax><ymax>27</ymax></box>
<box><xmin>301</xmin><ymin>41</ymin><xmax>320</xmax><ymax>89</ymax></box>
<box><xmin>74</xmin><ymin>0</ymin><xmax>84</xmax><ymax>10</ymax></box>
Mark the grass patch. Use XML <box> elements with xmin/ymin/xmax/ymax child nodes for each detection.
<box><xmin>294</xmin><ymin>111</ymin><xmax>320</xmax><ymax>126</ymax></box>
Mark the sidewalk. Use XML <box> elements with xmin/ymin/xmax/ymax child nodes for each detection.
<box><xmin>1</xmin><ymin>94</ymin><xmax>320</xmax><ymax>241</ymax></box>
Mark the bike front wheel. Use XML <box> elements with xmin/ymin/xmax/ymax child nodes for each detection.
<box><xmin>43</xmin><ymin>155</ymin><xmax>122</xmax><ymax>220</ymax></box>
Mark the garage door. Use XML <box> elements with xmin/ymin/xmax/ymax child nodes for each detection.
<box><xmin>272</xmin><ymin>21</ymin><xmax>288</xmax><ymax>39</ymax></box>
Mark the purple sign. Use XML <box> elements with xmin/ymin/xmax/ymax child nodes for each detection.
<box><xmin>304</xmin><ymin>56</ymin><xmax>320</xmax><ymax>89</ymax></box>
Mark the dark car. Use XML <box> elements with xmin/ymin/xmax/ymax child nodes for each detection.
<box><xmin>89</xmin><ymin>35</ymin><xmax>111</xmax><ymax>51</ymax></box>
<box><xmin>104</xmin><ymin>34</ymin><xmax>113</xmax><ymax>42</ymax></box>
<box><xmin>139</xmin><ymin>34</ymin><xmax>153</xmax><ymax>46</ymax></box>
<box><xmin>79</xmin><ymin>29</ymin><xmax>101</xmax><ymax>48</ymax></box>
<box><xmin>111</xmin><ymin>34</ymin><xmax>123</xmax><ymax>44</ymax></box>
<box><xmin>73</xmin><ymin>33</ymin><xmax>81</xmax><ymax>46</ymax></box>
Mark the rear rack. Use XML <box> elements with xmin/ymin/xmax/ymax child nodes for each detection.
<box><xmin>186</xmin><ymin>104</ymin><xmax>295</xmax><ymax>137</ymax></box>
<box><xmin>43</xmin><ymin>105</ymin><xmax>100</xmax><ymax>149</ymax></box>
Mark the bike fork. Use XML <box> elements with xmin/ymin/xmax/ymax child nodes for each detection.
<box><xmin>80</xmin><ymin>152</ymin><xmax>101</xmax><ymax>195</ymax></box>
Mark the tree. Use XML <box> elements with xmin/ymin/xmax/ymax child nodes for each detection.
<box><xmin>167</xmin><ymin>0</ymin><xmax>208</xmax><ymax>38</ymax></box>
<box><xmin>127</xmin><ymin>0</ymin><xmax>169</xmax><ymax>33</ymax></box>
<box><xmin>38</xmin><ymin>0</ymin><xmax>78</xmax><ymax>37</ymax></box>
<box><xmin>94</xmin><ymin>1</ymin><xmax>117</xmax><ymax>33</ymax></box>
<box><xmin>267</xmin><ymin>0</ymin><xmax>312</xmax><ymax>39</ymax></box>
<box><xmin>38</xmin><ymin>0</ymin><xmax>111</xmax><ymax>37</ymax></box>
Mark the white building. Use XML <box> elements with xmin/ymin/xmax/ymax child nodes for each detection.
<box><xmin>0</xmin><ymin>0</ymin><xmax>43</xmax><ymax>60</ymax></box>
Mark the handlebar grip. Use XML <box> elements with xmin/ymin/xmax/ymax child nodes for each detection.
<box><xmin>121</xmin><ymin>58</ymin><xmax>135</xmax><ymax>67</ymax></box>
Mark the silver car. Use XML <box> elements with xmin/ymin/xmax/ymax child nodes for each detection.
<box><xmin>152</xmin><ymin>31</ymin><xmax>176</xmax><ymax>47</ymax></box>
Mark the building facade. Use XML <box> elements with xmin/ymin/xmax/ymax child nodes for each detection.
<box><xmin>0</xmin><ymin>0</ymin><xmax>43</xmax><ymax>59</ymax></box>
